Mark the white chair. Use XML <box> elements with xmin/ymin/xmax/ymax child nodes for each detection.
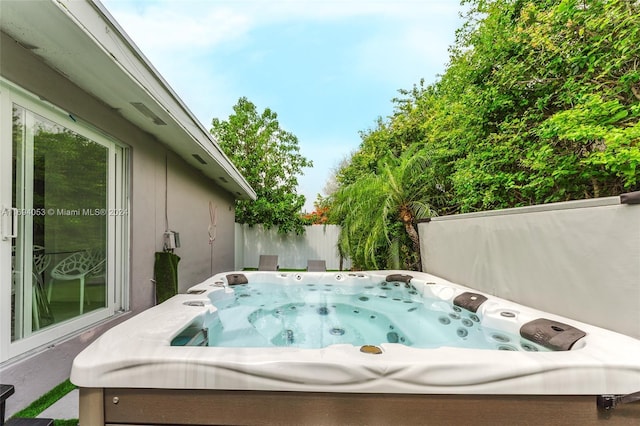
<box><xmin>48</xmin><ymin>249</ymin><xmax>105</xmax><ymax>315</ymax></box>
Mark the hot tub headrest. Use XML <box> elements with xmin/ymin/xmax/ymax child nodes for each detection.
<box><xmin>226</xmin><ymin>274</ymin><xmax>248</xmax><ymax>285</ymax></box>
<box><xmin>620</xmin><ymin>191</ymin><xmax>640</xmax><ymax>204</ymax></box>
<box><xmin>453</xmin><ymin>292</ymin><xmax>488</xmax><ymax>313</ymax></box>
<box><xmin>385</xmin><ymin>274</ymin><xmax>413</xmax><ymax>283</ymax></box>
<box><xmin>520</xmin><ymin>318</ymin><xmax>586</xmax><ymax>351</ymax></box>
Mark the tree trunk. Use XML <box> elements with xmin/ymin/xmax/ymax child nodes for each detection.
<box><xmin>403</xmin><ymin>221</ymin><xmax>422</xmax><ymax>272</ymax></box>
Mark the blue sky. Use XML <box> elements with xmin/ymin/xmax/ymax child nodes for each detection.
<box><xmin>102</xmin><ymin>0</ymin><xmax>466</xmax><ymax>212</ymax></box>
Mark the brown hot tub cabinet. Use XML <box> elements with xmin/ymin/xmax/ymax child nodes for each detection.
<box><xmin>79</xmin><ymin>387</ymin><xmax>640</xmax><ymax>426</ymax></box>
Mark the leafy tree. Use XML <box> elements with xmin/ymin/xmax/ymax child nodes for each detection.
<box><xmin>338</xmin><ymin>0</ymin><xmax>639</xmax><ymax>213</ymax></box>
<box><xmin>331</xmin><ymin>148</ymin><xmax>438</xmax><ymax>271</ymax></box>
<box><xmin>211</xmin><ymin>97</ymin><xmax>313</xmax><ymax>234</ymax></box>
<box><xmin>448</xmin><ymin>0</ymin><xmax>640</xmax><ymax>210</ymax></box>
<box><xmin>329</xmin><ymin>0</ymin><xmax>640</xmax><ymax>268</ymax></box>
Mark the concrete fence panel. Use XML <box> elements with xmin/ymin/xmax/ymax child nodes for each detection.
<box><xmin>237</xmin><ymin>224</ymin><xmax>350</xmax><ymax>271</ymax></box>
<box><xmin>418</xmin><ymin>196</ymin><xmax>640</xmax><ymax>339</ymax></box>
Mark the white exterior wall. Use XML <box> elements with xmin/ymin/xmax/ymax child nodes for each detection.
<box><xmin>418</xmin><ymin>196</ymin><xmax>640</xmax><ymax>339</ymax></box>
<box><xmin>238</xmin><ymin>224</ymin><xmax>350</xmax><ymax>270</ymax></box>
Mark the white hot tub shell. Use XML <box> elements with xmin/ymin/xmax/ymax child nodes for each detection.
<box><xmin>71</xmin><ymin>271</ymin><xmax>640</xmax><ymax>425</ymax></box>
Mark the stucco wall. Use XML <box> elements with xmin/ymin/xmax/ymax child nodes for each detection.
<box><xmin>164</xmin><ymin>151</ymin><xmax>236</xmax><ymax>291</ymax></box>
<box><xmin>0</xmin><ymin>32</ymin><xmax>236</xmax><ymax>415</ymax></box>
<box><xmin>418</xmin><ymin>197</ymin><xmax>640</xmax><ymax>340</ymax></box>
<box><xmin>127</xmin><ymin>136</ymin><xmax>236</xmax><ymax>309</ymax></box>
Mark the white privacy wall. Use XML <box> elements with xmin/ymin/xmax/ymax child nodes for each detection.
<box><xmin>235</xmin><ymin>224</ymin><xmax>351</xmax><ymax>270</ymax></box>
<box><xmin>418</xmin><ymin>196</ymin><xmax>640</xmax><ymax>339</ymax></box>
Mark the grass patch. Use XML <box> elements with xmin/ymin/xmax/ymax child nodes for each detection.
<box><xmin>53</xmin><ymin>420</ymin><xmax>78</xmax><ymax>426</ymax></box>
<box><xmin>10</xmin><ymin>379</ymin><xmax>76</xmax><ymax>420</ymax></box>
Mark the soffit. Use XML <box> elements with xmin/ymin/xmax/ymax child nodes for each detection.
<box><xmin>0</xmin><ymin>0</ymin><xmax>255</xmax><ymax>200</ymax></box>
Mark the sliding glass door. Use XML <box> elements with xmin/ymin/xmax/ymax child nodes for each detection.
<box><xmin>1</xmin><ymin>81</ymin><xmax>128</xmax><ymax>359</ymax></box>
<box><xmin>11</xmin><ymin>105</ymin><xmax>110</xmax><ymax>340</ymax></box>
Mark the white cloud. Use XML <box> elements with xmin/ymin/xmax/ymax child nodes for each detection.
<box><xmin>104</xmin><ymin>0</ymin><xmax>461</xmax><ymax>53</ymax></box>
<box><xmin>104</xmin><ymin>2</ymin><xmax>252</xmax><ymax>52</ymax></box>
<box><xmin>104</xmin><ymin>0</ymin><xmax>462</xmax><ymax>88</ymax></box>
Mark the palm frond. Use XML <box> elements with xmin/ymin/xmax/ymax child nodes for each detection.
<box><xmin>331</xmin><ymin>147</ymin><xmax>439</xmax><ymax>270</ymax></box>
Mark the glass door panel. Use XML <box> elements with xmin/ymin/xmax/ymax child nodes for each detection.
<box><xmin>11</xmin><ymin>105</ymin><xmax>108</xmax><ymax>340</ymax></box>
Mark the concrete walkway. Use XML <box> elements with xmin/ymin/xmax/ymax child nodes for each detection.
<box><xmin>38</xmin><ymin>389</ymin><xmax>78</xmax><ymax>420</ymax></box>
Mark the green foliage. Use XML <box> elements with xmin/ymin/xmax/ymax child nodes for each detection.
<box><xmin>530</xmin><ymin>94</ymin><xmax>640</xmax><ymax>198</ymax></box>
<box><xmin>211</xmin><ymin>97</ymin><xmax>312</xmax><ymax>234</ymax></box>
<box><xmin>331</xmin><ymin>0</ymin><xmax>640</xmax><ymax>268</ymax></box>
<box><xmin>447</xmin><ymin>0</ymin><xmax>640</xmax><ymax>210</ymax></box>
<box><xmin>331</xmin><ymin>148</ymin><xmax>437</xmax><ymax>270</ymax></box>
<box><xmin>35</xmin><ymin>130</ymin><xmax>108</xmax><ymax>250</ymax></box>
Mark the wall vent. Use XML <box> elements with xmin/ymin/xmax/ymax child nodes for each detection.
<box><xmin>192</xmin><ymin>154</ymin><xmax>207</xmax><ymax>165</ymax></box>
<box><xmin>130</xmin><ymin>102</ymin><xmax>166</xmax><ymax>125</ymax></box>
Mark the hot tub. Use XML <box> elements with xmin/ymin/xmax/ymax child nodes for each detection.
<box><xmin>71</xmin><ymin>271</ymin><xmax>640</xmax><ymax>425</ymax></box>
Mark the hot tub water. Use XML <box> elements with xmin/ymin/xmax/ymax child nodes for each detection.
<box><xmin>173</xmin><ymin>277</ymin><xmax>549</xmax><ymax>352</ymax></box>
